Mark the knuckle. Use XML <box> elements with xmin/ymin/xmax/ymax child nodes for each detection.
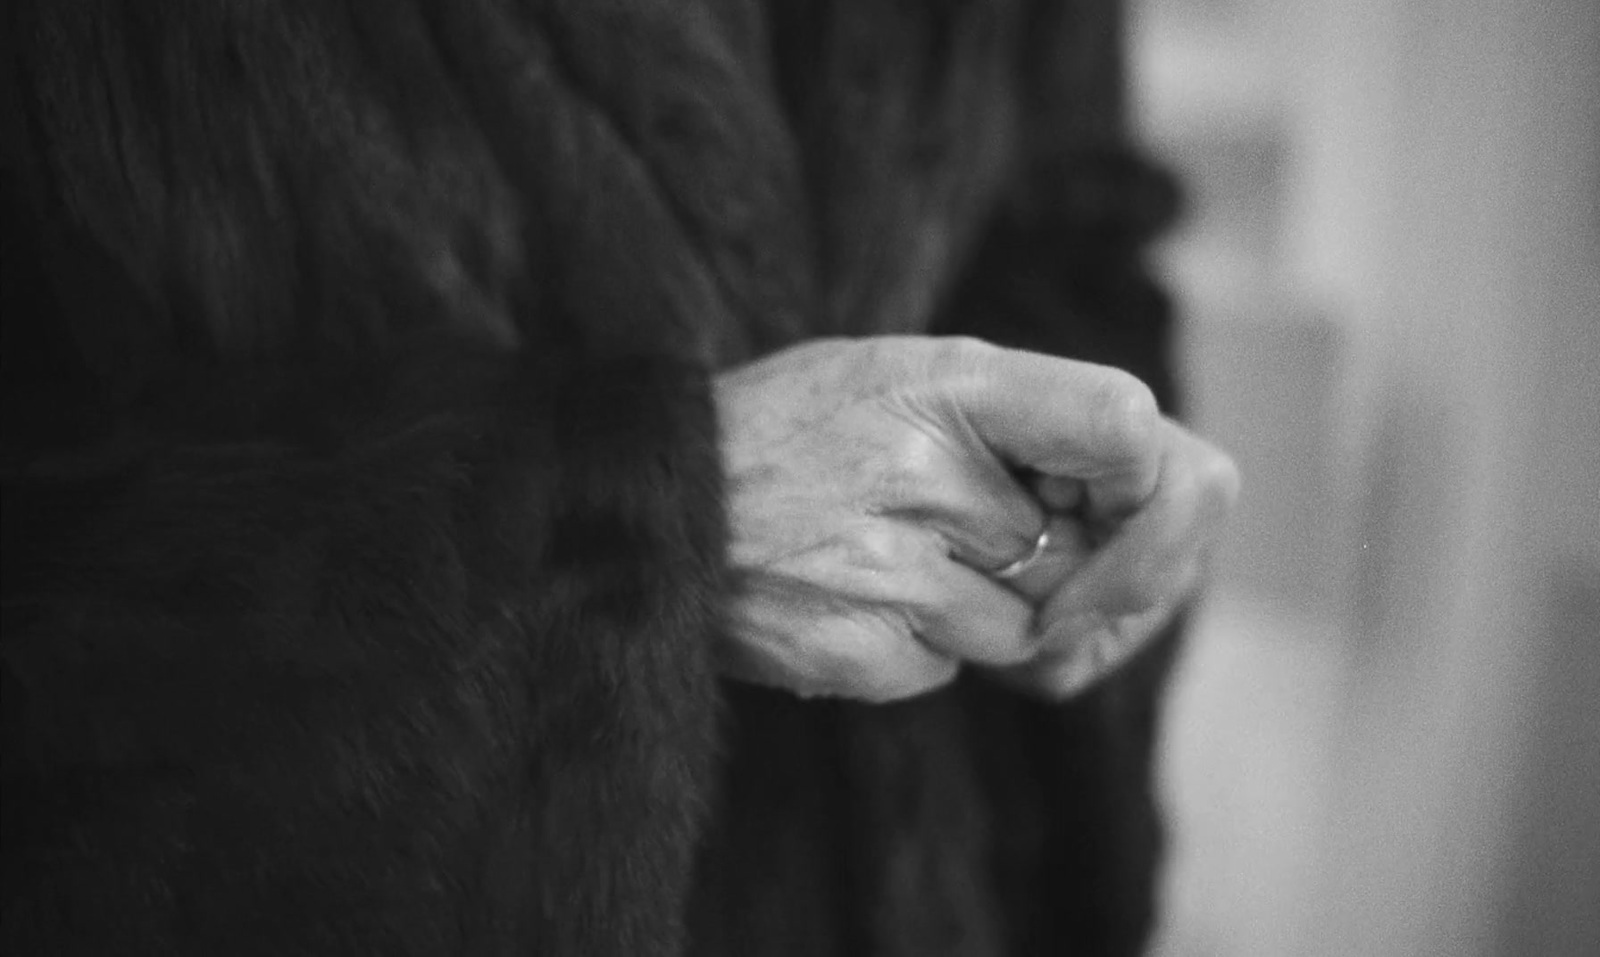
<box><xmin>845</xmin><ymin>523</ymin><xmax>938</xmax><ymax>576</ymax></box>
<box><xmin>871</xmin><ymin>428</ymin><xmax>946</xmax><ymax>504</ymax></box>
<box><xmin>927</xmin><ymin>335</ymin><xmax>996</xmax><ymax>379</ymax></box>
<box><xmin>856</xmin><ymin>337</ymin><xmax>903</xmax><ymax>379</ymax></box>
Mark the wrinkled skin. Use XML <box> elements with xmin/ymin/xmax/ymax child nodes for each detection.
<box><xmin>716</xmin><ymin>335</ymin><xmax>1240</xmax><ymax>701</ymax></box>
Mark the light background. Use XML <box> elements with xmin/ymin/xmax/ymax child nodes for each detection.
<box><xmin>1132</xmin><ymin>1</ymin><xmax>1600</xmax><ymax>954</ymax></box>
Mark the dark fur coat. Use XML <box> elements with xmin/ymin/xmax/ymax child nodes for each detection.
<box><xmin>0</xmin><ymin>1</ymin><xmax>1183</xmax><ymax>953</ymax></box>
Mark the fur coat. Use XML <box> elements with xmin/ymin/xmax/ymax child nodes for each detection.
<box><xmin>0</xmin><ymin>0</ymin><xmax>1183</xmax><ymax>953</ymax></box>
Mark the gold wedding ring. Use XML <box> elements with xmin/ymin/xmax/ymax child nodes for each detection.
<box><xmin>992</xmin><ymin>526</ymin><xmax>1052</xmax><ymax>580</ymax></box>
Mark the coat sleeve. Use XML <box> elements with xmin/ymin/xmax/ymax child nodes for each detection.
<box><xmin>933</xmin><ymin>0</ymin><xmax>1184</xmax><ymax>410</ymax></box>
<box><xmin>0</xmin><ymin>3</ymin><xmax>723</xmax><ymax>954</ymax></box>
<box><xmin>930</xmin><ymin>1</ymin><xmax>1188</xmax><ymax>953</ymax></box>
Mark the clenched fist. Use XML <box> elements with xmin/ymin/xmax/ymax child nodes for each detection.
<box><xmin>714</xmin><ymin>336</ymin><xmax>1238</xmax><ymax>702</ymax></box>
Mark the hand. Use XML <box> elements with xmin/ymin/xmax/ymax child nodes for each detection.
<box><xmin>713</xmin><ymin>336</ymin><xmax>1174</xmax><ymax>702</ymax></box>
<box><xmin>988</xmin><ymin>418</ymin><xmax>1240</xmax><ymax>699</ymax></box>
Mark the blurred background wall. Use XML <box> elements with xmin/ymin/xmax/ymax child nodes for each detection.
<box><xmin>1130</xmin><ymin>1</ymin><xmax>1600</xmax><ymax>954</ymax></box>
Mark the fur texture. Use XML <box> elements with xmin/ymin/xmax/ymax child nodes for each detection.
<box><xmin>2</xmin><ymin>1</ymin><xmax>1183</xmax><ymax>954</ymax></box>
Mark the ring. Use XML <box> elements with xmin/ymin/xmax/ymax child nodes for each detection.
<box><xmin>992</xmin><ymin>526</ymin><xmax>1052</xmax><ymax>580</ymax></box>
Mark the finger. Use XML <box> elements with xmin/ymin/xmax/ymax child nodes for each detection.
<box><xmin>1040</xmin><ymin>421</ymin><xmax>1238</xmax><ymax>625</ymax></box>
<box><xmin>868</xmin><ymin>421</ymin><xmax>1046</xmax><ymax>573</ymax></box>
<box><xmin>903</xmin><ymin>559</ymin><xmax>1039</xmax><ymax>666</ymax></box>
<box><xmin>719</xmin><ymin>574</ymin><xmax>961</xmax><ymax>702</ymax></box>
<box><xmin>763</xmin><ymin>518</ymin><xmax>1041</xmax><ymax>667</ymax></box>
<box><xmin>998</xmin><ymin>603</ymin><xmax>1179</xmax><ymax>700</ymax></box>
<box><xmin>998</xmin><ymin>513</ymin><xmax>1094</xmax><ymax>603</ymax></box>
<box><xmin>912</xmin><ymin>339</ymin><xmax>1164</xmax><ymax>516</ymax></box>
<box><xmin>1039</xmin><ymin>553</ymin><xmax>1200</xmax><ymax>650</ymax></box>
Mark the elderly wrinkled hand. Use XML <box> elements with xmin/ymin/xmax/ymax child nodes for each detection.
<box><xmin>714</xmin><ymin>336</ymin><xmax>1238</xmax><ymax>702</ymax></box>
